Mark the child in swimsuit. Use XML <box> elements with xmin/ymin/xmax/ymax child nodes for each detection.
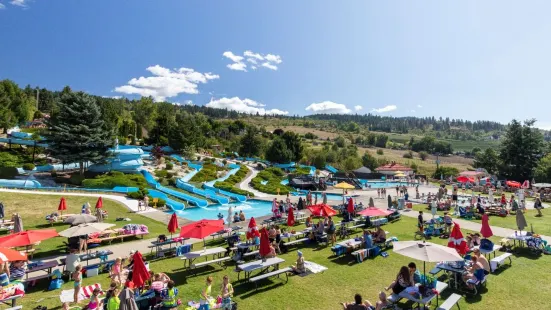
<box><xmin>72</xmin><ymin>265</ymin><xmax>82</xmax><ymax>303</ymax></box>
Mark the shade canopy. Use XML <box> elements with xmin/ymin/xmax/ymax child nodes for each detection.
<box><xmin>58</xmin><ymin>197</ymin><xmax>67</xmax><ymax>211</ymax></box>
<box><xmin>334</xmin><ymin>182</ymin><xmax>355</xmax><ymax>190</ymax></box>
<box><xmin>533</xmin><ymin>183</ymin><xmax>551</xmax><ymax>188</ymax></box>
<box><xmin>353</xmin><ymin>166</ymin><xmax>372</xmax><ymax>174</ymax></box>
<box><xmin>0</xmin><ymin>247</ymin><xmax>28</xmax><ymax>262</ymax></box>
<box><xmin>480</xmin><ymin>214</ymin><xmax>493</xmax><ymax>238</ymax></box>
<box><xmin>179</xmin><ymin>219</ymin><xmax>224</xmax><ymax>239</ymax></box>
<box><xmin>59</xmin><ymin>223</ymin><xmax>115</xmax><ymax>238</ymax></box>
<box><xmin>287</xmin><ymin>207</ymin><xmax>295</xmax><ymax>226</ymax></box>
<box><xmin>167</xmin><ymin>213</ymin><xmax>179</xmax><ymax>234</ymax></box>
<box><xmin>95</xmin><ymin>197</ymin><xmax>103</xmax><ymax>209</ymax></box>
<box><xmin>506</xmin><ymin>181</ymin><xmax>521</xmax><ymax>188</ymax></box>
<box><xmin>457</xmin><ymin>176</ymin><xmax>474</xmax><ymax>183</ymax></box>
<box><xmin>0</xmin><ymin>229</ymin><xmax>59</xmax><ymax>247</ymax></box>
<box><xmin>448</xmin><ymin>222</ymin><xmax>469</xmax><ymax>255</ymax></box>
<box><xmin>307</xmin><ymin>204</ymin><xmax>337</xmax><ymax>217</ymax></box>
<box><xmin>358</xmin><ymin>207</ymin><xmax>392</xmax><ymax>217</ymax></box>
<box><xmin>64</xmin><ymin>214</ymin><xmax>97</xmax><ymax>225</ymax></box>
<box><xmin>130</xmin><ymin>252</ymin><xmax>150</xmax><ymax>288</ymax></box>
<box><xmin>393</xmin><ymin>241</ymin><xmax>463</xmax><ymax>262</ymax></box>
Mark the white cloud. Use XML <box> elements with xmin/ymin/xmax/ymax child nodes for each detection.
<box><xmin>173</xmin><ymin>100</ymin><xmax>194</xmax><ymax>106</ymax></box>
<box><xmin>102</xmin><ymin>95</ymin><xmax>122</xmax><ymax>99</ymax></box>
<box><xmin>261</xmin><ymin>62</ymin><xmax>278</xmax><ymax>70</ymax></box>
<box><xmin>417</xmin><ymin>104</ymin><xmax>423</xmax><ymax>108</ymax></box>
<box><xmin>114</xmin><ymin>65</ymin><xmax>219</xmax><ymax>102</ymax></box>
<box><xmin>206</xmin><ymin>97</ymin><xmax>288</xmax><ymax>115</ymax></box>
<box><xmin>305</xmin><ymin>101</ymin><xmax>352</xmax><ymax>114</ymax></box>
<box><xmin>0</xmin><ymin>3</ymin><xmax>6</xmax><ymax>9</ymax></box>
<box><xmin>354</xmin><ymin>105</ymin><xmax>363</xmax><ymax>111</ymax></box>
<box><xmin>371</xmin><ymin>105</ymin><xmax>397</xmax><ymax>113</ymax></box>
<box><xmin>223</xmin><ymin>50</ymin><xmax>282</xmax><ymax>71</ymax></box>
<box><xmin>10</xmin><ymin>0</ymin><xmax>27</xmax><ymax>7</ymax></box>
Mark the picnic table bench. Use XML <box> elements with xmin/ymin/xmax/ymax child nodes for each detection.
<box><xmin>285</xmin><ymin>237</ymin><xmax>308</xmax><ymax>248</ymax></box>
<box><xmin>181</xmin><ymin>247</ymin><xmax>226</xmax><ymax>268</ymax></box>
<box><xmin>249</xmin><ymin>267</ymin><xmax>292</xmax><ymax>289</ymax></box>
<box><xmin>235</xmin><ymin>257</ymin><xmax>285</xmax><ymax>280</ymax></box>
<box><xmin>189</xmin><ymin>256</ymin><xmax>231</xmax><ymax>274</ymax></box>
<box><xmin>490</xmin><ymin>252</ymin><xmax>513</xmax><ymax>272</ymax></box>
<box><xmin>436</xmin><ymin>293</ymin><xmax>462</xmax><ymax>310</ymax></box>
<box><xmin>0</xmin><ymin>295</ymin><xmax>23</xmax><ymax>307</ymax></box>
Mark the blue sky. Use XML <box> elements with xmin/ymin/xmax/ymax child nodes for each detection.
<box><xmin>1</xmin><ymin>1</ymin><xmax>551</xmax><ymax>127</ymax></box>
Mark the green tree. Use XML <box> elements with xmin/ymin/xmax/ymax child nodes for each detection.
<box><xmin>361</xmin><ymin>151</ymin><xmax>378</xmax><ymax>170</ymax></box>
<box><xmin>334</xmin><ymin>136</ymin><xmax>346</xmax><ymax>148</ymax></box>
<box><xmin>498</xmin><ymin>119</ymin><xmax>544</xmax><ymax>181</ymax></box>
<box><xmin>239</xmin><ymin>127</ymin><xmax>263</xmax><ymax>157</ymax></box>
<box><xmin>133</xmin><ymin>97</ymin><xmax>157</xmax><ymax>132</ymax></box>
<box><xmin>265</xmin><ymin>137</ymin><xmax>293</xmax><ymax>163</ymax></box>
<box><xmin>0</xmin><ymin>95</ymin><xmax>16</xmax><ymax>133</ymax></box>
<box><xmin>343</xmin><ymin>156</ymin><xmax>362</xmax><ymax>171</ymax></box>
<box><xmin>473</xmin><ymin>148</ymin><xmax>499</xmax><ymax>175</ymax></box>
<box><xmin>45</xmin><ymin>92</ymin><xmax>112</xmax><ymax>174</ymax></box>
<box><xmin>312</xmin><ymin>153</ymin><xmax>326</xmax><ymax>169</ymax></box>
<box><xmin>281</xmin><ymin>131</ymin><xmax>303</xmax><ymax>161</ymax></box>
<box><xmin>418</xmin><ymin>151</ymin><xmax>429</xmax><ymax>161</ymax></box>
<box><xmin>535</xmin><ymin>153</ymin><xmax>551</xmax><ymax>182</ymax></box>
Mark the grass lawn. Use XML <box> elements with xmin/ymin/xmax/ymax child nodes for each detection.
<box><xmin>0</xmin><ymin>192</ymin><xmax>167</xmax><ymax>258</ymax></box>
<box><xmin>411</xmin><ymin>204</ymin><xmax>551</xmax><ymax>235</ymax></box>
<box><xmin>18</xmin><ymin>215</ymin><xmax>551</xmax><ymax>310</ymax></box>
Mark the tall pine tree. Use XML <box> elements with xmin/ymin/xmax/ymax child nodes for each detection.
<box><xmin>45</xmin><ymin>92</ymin><xmax>112</xmax><ymax>175</ymax></box>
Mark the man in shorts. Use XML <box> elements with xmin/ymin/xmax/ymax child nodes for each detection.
<box><xmin>452</xmin><ymin>186</ymin><xmax>459</xmax><ymax>215</ymax></box>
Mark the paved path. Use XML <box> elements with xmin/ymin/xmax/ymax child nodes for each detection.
<box><xmin>238</xmin><ymin>165</ymin><xmax>270</xmax><ymax>197</ymax></box>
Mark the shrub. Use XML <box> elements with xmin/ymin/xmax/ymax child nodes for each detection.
<box><xmin>222</xmin><ymin>159</ymin><xmax>228</xmax><ymax>165</ymax></box>
<box><xmin>251</xmin><ymin>168</ymin><xmax>293</xmax><ymax>195</ymax></box>
<box><xmin>82</xmin><ymin>171</ymin><xmax>148</xmax><ymax>189</ymax></box>
<box><xmin>147</xmin><ymin>196</ymin><xmax>166</xmax><ymax>208</ymax></box>
<box><xmin>419</xmin><ymin>151</ymin><xmax>429</xmax><ymax>161</ymax></box>
<box><xmin>190</xmin><ymin>163</ymin><xmax>227</xmax><ymax>182</ymax></box>
<box><xmin>0</xmin><ymin>167</ymin><xmax>19</xmax><ymax>179</ymax></box>
<box><xmin>165</xmin><ymin>162</ymin><xmax>173</xmax><ymax>170</ymax></box>
<box><xmin>432</xmin><ymin>166</ymin><xmax>459</xmax><ymax>179</ymax></box>
<box><xmin>154</xmin><ymin>170</ymin><xmax>168</xmax><ymax>178</ymax></box>
<box><xmin>376</xmin><ymin>149</ymin><xmax>384</xmax><ymax>155</ymax></box>
<box><xmin>213</xmin><ymin>165</ymin><xmax>254</xmax><ymax>197</ymax></box>
<box><xmin>166</xmin><ymin>172</ymin><xmax>174</xmax><ymax>178</ymax></box>
<box><xmin>22</xmin><ymin>163</ymin><xmax>35</xmax><ymax>171</ymax></box>
<box><xmin>50</xmin><ymin>170</ymin><xmax>58</xmax><ymax>177</ymax></box>
<box><xmin>402</xmin><ymin>151</ymin><xmax>413</xmax><ymax>159</ymax></box>
<box><xmin>127</xmin><ymin>187</ymin><xmax>149</xmax><ymax>200</ymax></box>
<box><xmin>167</xmin><ymin>177</ymin><xmax>176</xmax><ymax>186</ymax></box>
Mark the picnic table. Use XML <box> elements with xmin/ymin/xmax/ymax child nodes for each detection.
<box><xmin>397</xmin><ymin>281</ymin><xmax>448</xmax><ymax>308</ymax></box>
<box><xmin>506</xmin><ymin>231</ymin><xmax>531</xmax><ymax>247</ymax></box>
<box><xmin>181</xmin><ymin>247</ymin><xmax>226</xmax><ymax>268</ymax></box>
<box><xmin>281</xmin><ymin>229</ymin><xmax>309</xmax><ymax>241</ymax></box>
<box><xmin>236</xmin><ymin>257</ymin><xmax>285</xmax><ymax>280</ymax></box>
<box><xmin>149</xmin><ymin>237</ymin><xmax>188</xmax><ymax>257</ymax></box>
<box><xmin>473</xmin><ymin>244</ymin><xmax>502</xmax><ymax>259</ymax></box>
<box><xmin>433</xmin><ymin>262</ymin><xmax>468</xmax><ymax>289</ymax></box>
<box><xmin>25</xmin><ymin>260</ymin><xmax>59</xmax><ymax>280</ymax></box>
<box><xmin>60</xmin><ymin>250</ymin><xmax>113</xmax><ymax>268</ymax></box>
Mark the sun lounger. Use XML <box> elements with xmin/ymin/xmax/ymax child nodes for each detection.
<box><xmin>248</xmin><ymin>267</ymin><xmax>292</xmax><ymax>289</ymax></box>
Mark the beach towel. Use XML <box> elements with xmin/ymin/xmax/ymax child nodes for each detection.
<box><xmin>59</xmin><ymin>283</ymin><xmax>103</xmax><ymax>303</ymax></box>
<box><xmin>303</xmin><ymin>261</ymin><xmax>327</xmax><ymax>274</ymax></box>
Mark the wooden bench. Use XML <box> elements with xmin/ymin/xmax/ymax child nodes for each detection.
<box><xmin>285</xmin><ymin>238</ymin><xmax>308</xmax><ymax>247</ymax></box>
<box><xmin>436</xmin><ymin>293</ymin><xmax>462</xmax><ymax>310</ymax></box>
<box><xmin>24</xmin><ymin>273</ymin><xmax>53</xmax><ymax>286</ymax></box>
<box><xmin>249</xmin><ymin>267</ymin><xmax>292</xmax><ymax>289</ymax></box>
<box><xmin>190</xmin><ymin>256</ymin><xmax>231</xmax><ymax>273</ymax></box>
<box><xmin>490</xmin><ymin>252</ymin><xmax>512</xmax><ymax>272</ymax></box>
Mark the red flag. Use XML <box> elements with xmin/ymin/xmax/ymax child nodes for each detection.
<box><xmin>130</xmin><ymin>252</ymin><xmax>150</xmax><ymax>288</ymax></box>
<box><xmin>95</xmin><ymin>197</ymin><xmax>103</xmax><ymax>209</ymax></box>
<box><xmin>287</xmin><ymin>207</ymin><xmax>295</xmax><ymax>226</ymax></box>
<box><xmin>347</xmin><ymin>198</ymin><xmax>355</xmax><ymax>214</ymax></box>
<box><xmin>448</xmin><ymin>222</ymin><xmax>469</xmax><ymax>255</ymax></box>
<box><xmin>246</xmin><ymin>217</ymin><xmax>260</xmax><ymax>239</ymax></box>
<box><xmin>480</xmin><ymin>214</ymin><xmax>493</xmax><ymax>238</ymax></box>
<box><xmin>58</xmin><ymin>197</ymin><xmax>67</xmax><ymax>212</ymax></box>
<box><xmin>259</xmin><ymin>227</ymin><xmax>271</xmax><ymax>257</ymax></box>
<box><xmin>307</xmin><ymin>204</ymin><xmax>337</xmax><ymax>217</ymax></box>
<box><xmin>167</xmin><ymin>213</ymin><xmax>179</xmax><ymax>234</ymax></box>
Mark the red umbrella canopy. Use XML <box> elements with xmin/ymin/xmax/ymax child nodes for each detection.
<box><xmin>179</xmin><ymin>219</ymin><xmax>224</xmax><ymax>239</ymax></box>
<box><xmin>480</xmin><ymin>213</ymin><xmax>493</xmax><ymax>238</ymax></box>
<box><xmin>447</xmin><ymin>222</ymin><xmax>469</xmax><ymax>255</ymax></box>
<box><xmin>357</xmin><ymin>207</ymin><xmax>392</xmax><ymax>217</ymax></box>
<box><xmin>246</xmin><ymin>217</ymin><xmax>260</xmax><ymax>240</ymax></box>
<box><xmin>506</xmin><ymin>181</ymin><xmax>521</xmax><ymax>188</ymax></box>
<box><xmin>347</xmin><ymin>198</ymin><xmax>354</xmax><ymax>213</ymax></box>
<box><xmin>95</xmin><ymin>197</ymin><xmax>103</xmax><ymax>209</ymax></box>
<box><xmin>167</xmin><ymin>213</ymin><xmax>179</xmax><ymax>234</ymax></box>
<box><xmin>130</xmin><ymin>252</ymin><xmax>150</xmax><ymax>288</ymax></box>
<box><xmin>0</xmin><ymin>247</ymin><xmax>27</xmax><ymax>262</ymax></box>
<box><xmin>307</xmin><ymin>204</ymin><xmax>337</xmax><ymax>217</ymax></box>
<box><xmin>259</xmin><ymin>227</ymin><xmax>271</xmax><ymax>257</ymax></box>
<box><xmin>287</xmin><ymin>207</ymin><xmax>295</xmax><ymax>227</ymax></box>
<box><xmin>0</xmin><ymin>229</ymin><xmax>59</xmax><ymax>247</ymax></box>
<box><xmin>58</xmin><ymin>197</ymin><xmax>67</xmax><ymax>211</ymax></box>
<box><xmin>456</xmin><ymin>176</ymin><xmax>473</xmax><ymax>183</ymax></box>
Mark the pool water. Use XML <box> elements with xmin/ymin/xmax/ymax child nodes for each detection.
<box><xmin>358</xmin><ymin>180</ymin><xmax>411</xmax><ymax>188</ymax></box>
<box><xmin>292</xmin><ymin>192</ymin><xmax>344</xmax><ymax>201</ymax></box>
<box><xmin>173</xmin><ymin>199</ymin><xmax>275</xmax><ymax>221</ymax></box>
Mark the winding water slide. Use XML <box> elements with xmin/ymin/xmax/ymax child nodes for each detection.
<box><xmin>140</xmin><ymin>170</ymin><xmax>208</xmax><ymax>207</ymax></box>
<box><xmin>146</xmin><ymin>189</ymin><xmax>186</xmax><ymax>211</ymax></box>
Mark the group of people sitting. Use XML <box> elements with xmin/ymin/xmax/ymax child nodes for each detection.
<box><xmin>308</xmin><ymin>216</ymin><xmax>337</xmax><ymax>245</ymax></box>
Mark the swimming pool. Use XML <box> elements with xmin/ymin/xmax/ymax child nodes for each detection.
<box><xmin>172</xmin><ymin>199</ymin><xmax>275</xmax><ymax>221</ymax></box>
<box><xmin>292</xmin><ymin>192</ymin><xmax>345</xmax><ymax>201</ymax></box>
<box><xmin>358</xmin><ymin>180</ymin><xmax>411</xmax><ymax>188</ymax></box>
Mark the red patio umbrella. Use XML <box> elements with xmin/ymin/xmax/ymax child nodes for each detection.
<box><xmin>347</xmin><ymin>198</ymin><xmax>355</xmax><ymax>214</ymax></box>
<box><xmin>506</xmin><ymin>181</ymin><xmax>521</xmax><ymax>188</ymax></box>
<box><xmin>95</xmin><ymin>197</ymin><xmax>103</xmax><ymax>209</ymax></box>
<box><xmin>58</xmin><ymin>197</ymin><xmax>67</xmax><ymax>215</ymax></box>
<box><xmin>0</xmin><ymin>229</ymin><xmax>59</xmax><ymax>247</ymax></box>
<box><xmin>447</xmin><ymin>222</ymin><xmax>469</xmax><ymax>255</ymax></box>
<box><xmin>287</xmin><ymin>207</ymin><xmax>295</xmax><ymax>227</ymax></box>
<box><xmin>179</xmin><ymin>219</ymin><xmax>224</xmax><ymax>239</ymax></box>
<box><xmin>167</xmin><ymin>213</ymin><xmax>179</xmax><ymax>235</ymax></box>
<box><xmin>259</xmin><ymin>227</ymin><xmax>271</xmax><ymax>257</ymax></box>
<box><xmin>130</xmin><ymin>251</ymin><xmax>150</xmax><ymax>288</ymax></box>
<box><xmin>246</xmin><ymin>217</ymin><xmax>260</xmax><ymax>240</ymax></box>
<box><xmin>307</xmin><ymin>204</ymin><xmax>337</xmax><ymax>217</ymax></box>
<box><xmin>0</xmin><ymin>247</ymin><xmax>28</xmax><ymax>262</ymax></box>
<box><xmin>480</xmin><ymin>213</ymin><xmax>493</xmax><ymax>238</ymax></box>
<box><xmin>456</xmin><ymin>176</ymin><xmax>473</xmax><ymax>183</ymax></box>
<box><xmin>357</xmin><ymin>207</ymin><xmax>392</xmax><ymax>217</ymax></box>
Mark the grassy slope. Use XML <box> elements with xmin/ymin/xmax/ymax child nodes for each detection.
<box><xmin>19</xmin><ymin>214</ymin><xmax>551</xmax><ymax>310</ymax></box>
<box><xmin>0</xmin><ymin>192</ymin><xmax>167</xmax><ymax>258</ymax></box>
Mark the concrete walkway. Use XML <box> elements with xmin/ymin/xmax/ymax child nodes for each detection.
<box><xmin>238</xmin><ymin>165</ymin><xmax>270</xmax><ymax>198</ymax></box>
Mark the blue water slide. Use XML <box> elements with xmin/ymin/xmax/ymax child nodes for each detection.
<box><xmin>147</xmin><ymin>189</ymin><xmax>186</xmax><ymax>211</ymax></box>
<box><xmin>274</xmin><ymin>162</ymin><xmax>296</xmax><ymax>169</ymax></box>
<box><xmin>175</xmin><ymin>179</ymin><xmax>229</xmax><ymax>204</ymax></box>
<box><xmin>0</xmin><ymin>179</ymin><xmax>42</xmax><ymax>188</ymax></box>
<box><xmin>0</xmin><ymin>137</ymin><xmax>48</xmax><ymax>147</ymax></box>
<box><xmin>140</xmin><ymin>170</ymin><xmax>208</xmax><ymax>207</ymax></box>
<box><xmin>325</xmin><ymin>165</ymin><xmax>338</xmax><ymax>173</ymax></box>
<box><xmin>88</xmin><ymin>159</ymin><xmax>144</xmax><ymax>173</ymax></box>
<box><xmin>202</xmin><ymin>183</ymin><xmax>247</xmax><ymax>202</ymax></box>
<box><xmin>11</xmin><ymin>132</ymin><xmax>32</xmax><ymax>139</ymax></box>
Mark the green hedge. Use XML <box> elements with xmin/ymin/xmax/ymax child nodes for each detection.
<box><xmin>0</xmin><ymin>167</ymin><xmax>19</xmax><ymax>179</ymax></box>
<box><xmin>22</xmin><ymin>163</ymin><xmax>35</xmax><ymax>171</ymax></box>
<box><xmin>251</xmin><ymin>167</ymin><xmax>294</xmax><ymax>195</ymax></box>
<box><xmin>147</xmin><ymin>196</ymin><xmax>166</xmax><ymax>208</ymax></box>
<box><xmin>190</xmin><ymin>163</ymin><xmax>226</xmax><ymax>183</ymax></box>
<box><xmin>82</xmin><ymin>172</ymin><xmax>148</xmax><ymax>189</ymax></box>
<box><xmin>127</xmin><ymin>188</ymin><xmax>149</xmax><ymax>200</ymax></box>
<box><xmin>213</xmin><ymin>165</ymin><xmax>254</xmax><ymax>197</ymax></box>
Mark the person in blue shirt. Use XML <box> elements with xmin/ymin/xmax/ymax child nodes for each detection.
<box><xmin>408</xmin><ymin>262</ymin><xmax>422</xmax><ymax>284</ymax></box>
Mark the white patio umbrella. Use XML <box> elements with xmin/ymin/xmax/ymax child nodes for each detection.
<box><xmin>58</xmin><ymin>223</ymin><xmax>115</xmax><ymax>237</ymax></box>
<box><xmin>227</xmin><ymin>206</ymin><xmax>233</xmax><ymax>228</ymax></box>
<box><xmin>64</xmin><ymin>214</ymin><xmax>97</xmax><ymax>225</ymax></box>
<box><xmin>393</xmin><ymin>240</ymin><xmax>463</xmax><ymax>278</ymax></box>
